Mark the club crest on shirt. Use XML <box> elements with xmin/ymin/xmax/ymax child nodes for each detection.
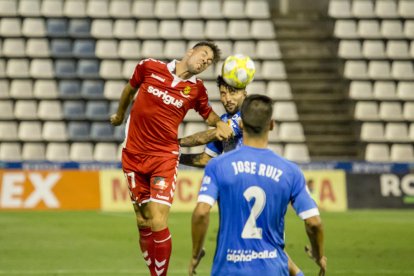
<box><xmin>180</xmin><ymin>86</ymin><xmax>191</xmax><ymax>98</ymax></box>
<box><xmin>153</xmin><ymin>177</ymin><xmax>168</xmax><ymax>190</ymax></box>
<box><xmin>202</xmin><ymin>175</ymin><xmax>211</xmax><ymax>185</ymax></box>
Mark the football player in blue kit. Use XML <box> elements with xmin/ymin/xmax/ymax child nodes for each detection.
<box><xmin>179</xmin><ymin>76</ymin><xmax>244</xmax><ymax>167</ymax></box>
<box><xmin>187</xmin><ymin>95</ymin><xmax>326</xmax><ymax>276</ymax></box>
<box><xmin>179</xmin><ymin>77</ymin><xmax>305</xmax><ymax>275</ymax></box>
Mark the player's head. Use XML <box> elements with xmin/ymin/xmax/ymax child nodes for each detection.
<box><xmin>217</xmin><ymin>75</ymin><xmax>247</xmax><ymax>115</ymax></box>
<box><xmin>240</xmin><ymin>94</ymin><xmax>274</xmax><ymax>137</ymax></box>
<box><xmin>184</xmin><ymin>41</ymin><xmax>221</xmax><ymax>74</ymax></box>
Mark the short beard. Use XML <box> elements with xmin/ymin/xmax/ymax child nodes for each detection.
<box><xmin>225</xmin><ymin>107</ymin><xmax>237</xmax><ymax>115</ymax></box>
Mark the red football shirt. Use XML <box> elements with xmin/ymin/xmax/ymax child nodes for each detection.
<box><xmin>125</xmin><ymin>58</ymin><xmax>212</xmax><ymax>157</ymax></box>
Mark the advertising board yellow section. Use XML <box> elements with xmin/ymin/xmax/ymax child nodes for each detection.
<box><xmin>99</xmin><ymin>170</ymin><xmax>132</xmax><ymax>211</ymax></box>
<box><xmin>303</xmin><ymin>170</ymin><xmax>348</xmax><ymax>211</ymax></box>
<box><xmin>170</xmin><ymin>170</ymin><xmax>204</xmax><ymax>212</ymax></box>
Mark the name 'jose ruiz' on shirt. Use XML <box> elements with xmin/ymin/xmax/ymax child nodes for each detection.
<box><xmin>231</xmin><ymin>161</ymin><xmax>283</xmax><ymax>182</ymax></box>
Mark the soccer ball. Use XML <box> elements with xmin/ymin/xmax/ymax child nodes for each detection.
<box><xmin>221</xmin><ymin>54</ymin><xmax>256</xmax><ymax>89</ymax></box>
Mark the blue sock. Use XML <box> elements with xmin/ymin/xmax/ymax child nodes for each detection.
<box><xmin>296</xmin><ymin>272</ymin><xmax>304</xmax><ymax>276</ymax></box>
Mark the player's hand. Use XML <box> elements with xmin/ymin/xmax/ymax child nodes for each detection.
<box><xmin>110</xmin><ymin>113</ymin><xmax>124</xmax><ymax>126</ymax></box>
<box><xmin>188</xmin><ymin>248</ymin><xmax>205</xmax><ymax>276</ymax></box>
<box><xmin>215</xmin><ymin>121</ymin><xmax>233</xmax><ymax>141</ymax></box>
<box><xmin>305</xmin><ymin>245</ymin><xmax>327</xmax><ymax>276</ymax></box>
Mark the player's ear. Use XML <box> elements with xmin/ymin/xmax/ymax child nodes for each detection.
<box><xmin>269</xmin><ymin>119</ymin><xmax>275</xmax><ymax>131</ymax></box>
<box><xmin>186</xmin><ymin>48</ymin><xmax>194</xmax><ymax>57</ymax></box>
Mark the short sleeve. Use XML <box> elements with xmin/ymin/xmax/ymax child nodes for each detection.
<box><xmin>197</xmin><ymin>159</ymin><xmax>219</xmax><ymax>206</ymax></box>
<box><xmin>129</xmin><ymin>60</ymin><xmax>146</xmax><ymax>89</ymax></box>
<box><xmin>205</xmin><ymin>140</ymin><xmax>223</xmax><ymax>157</ymax></box>
<box><xmin>290</xmin><ymin>168</ymin><xmax>319</xmax><ymax>220</ymax></box>
<box><xmin>229</xmin><ymin>115</ymin><xmax>242</xmax><ymax>136</ymax></box>
<box><xmin>194</xmin><ymin>83</ymin><xmax>212</xmax><ymax>120</ymax></box>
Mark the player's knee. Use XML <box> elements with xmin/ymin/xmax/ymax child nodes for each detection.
<box><xmin>150</xmin><ymin>215</ymin><xmax>168</xmax><ymax>230</ymax></box>
<box><xmin>136</xmin><ymin>216</ymin><xmax>151</xmax><ymax>228</ymax></box>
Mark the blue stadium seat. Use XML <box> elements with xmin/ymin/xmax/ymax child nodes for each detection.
<box><xmin>55</xmin><ymin>60</ymin><xmax>77</xmax><ymax>78</ymax></box>
<box><xmin>114</xmin><ymin>124</ymin><xmax>126</xmax><ymax>142</ymax></box>
<box><xmin>85</xmin><ymin>101</ymin><xmax>109</xmax><ymax>120</ymax></box>
<box><xmin>46</xmin><ymin>19</ymin><xmax>68</xmax><ymax>37</ymax></box>
<box><xmin>109</xmin><ymin>101</ymin><xmax>130</xmax><ymax>120</ymax></box>
<box><xmin>63</xmin><ymin>101</ymin><xmax>85</xmax><ymax>120</ymax></box>
<box><xmin>77</xmin><ymin>60</ymin><xmax>99</xmax><ymax>78</ymax></box>
<box><xmin>58</xmin><ymin>80</ymin><xmax>81</xmax><ymax>99</ymax></box>
<box><xmin>69</xmin><ymin>19</ymin><xmax>91</xmax><ymax>38</ymax></box>
<box><xmin>81</xmin><ymin>80</ymin><xmax>104</xmax><ymax>99</ymax></box>
<box><xmin>73</xmin><ymin>40</ymin><xmax>95</xmax><ymax>58</ymax></box>
<box><xmin>51</xmin><ymin>39</ymin><xmax>73</xmax><ymax>57</ymax></box>
<box><xmin>90</xmin><ymin>122</ymin><xmax>114</xmax><ymax>141</ymax></box>
<box><xmin>68</xmin><ymin>122</ymin><xmax>90</xmax><ymax>141</ymax></box>
<box><xmin>109</xmin><ymin>101</ymin><xmax>119</xmax><ymax>115</ymax></box>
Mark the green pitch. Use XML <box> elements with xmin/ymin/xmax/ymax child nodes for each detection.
<box><xmin>0</xmin><ymin>210</ymin><xmax>413</xmax><ymax>275</ymax></box>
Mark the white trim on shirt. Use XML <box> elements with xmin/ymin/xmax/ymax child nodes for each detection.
<box><xmin>204</xmin><ymin>147</ymin><xmax>219</xmax><ymax>158</ymax></box>
<box><xmin>149</xmin><ymin>198</ymin><xmax>172</xmax><ymax>207</ymax></box>
<box><xmin>298</xmin><ymin>208</ymin><xmax>320</xmax><ymax>220</ymax></box>
<box><xmin>167</xmin><ymin>60</ymin><xmax>197</xmax><ymax>84</ymax></box>
<box><xmin>197</xmin><ymin>195</ymin><xmax>216</xmax><ymax>206</ymax></box>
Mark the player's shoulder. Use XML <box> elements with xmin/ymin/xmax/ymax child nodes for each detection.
<box><xmin>213</xmin><ymin>146</ymin><xmax>246</xmax><ymax>164</ymax></box>
<box><xmin>271</xmin><ymin>152</ymin><xmax>304</xmax><ymax>176</ymax></box>
<box><xmin>138</xmin><ymin>58</ymin><xmax>166</xmax><ymax>68</ymax></box>
<box><xmin>195</xmin><ymin>77</ymin><xmax>205</xmax><ymax>84</ymax></box>
<box><xmin>194</xmin><ymin>78</ymin><xmax>207</xmax><ymax>90</ymax></box>
<box><xmin>220</xmin><ymin>111</ymin><xmax>240</xmax><ymax>120</ymax></box>
<box><xmin>220</xmin><ymin>113</ymin><xmax>229</xmax><ymax>120</ymax></box>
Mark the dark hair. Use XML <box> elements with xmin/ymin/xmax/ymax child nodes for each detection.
<box><xmin>216</xmin><ymin>75</ymin><xmax>237</xmax><ymax>92</ymax></box>
<box><xmin>241</xmin><ymin>94</ymin><xmax>273</xmax><ymax>136</ymax></box>
<box><xmin>216</xmin><ymin>75</ymin><xmax>246</xmax><ymax>92</ymax></box>
<box><xmin>192</xmin><ymin>41</ymin><xmax>221</xmax><ymax>64</ymax></box>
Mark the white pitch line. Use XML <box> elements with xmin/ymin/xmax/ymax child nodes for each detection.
<box><xmin>0</xmin><ymin>269</ymin><xmax>203</xmax><ymax>275</ymax></box>
<box><xmin>302</xmin><ymin>270</ymin><xmax>414</xmax><ymax>275</ymax></box>
<box><xmin>2</xmin><ymin>269</ymin><xmax>414</xmax><ymax>275</ymax></box>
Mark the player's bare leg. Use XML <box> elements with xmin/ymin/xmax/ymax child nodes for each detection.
<box><xmin>286</xmin><ymin>251</ymin><xmax>304</xmax><ymax>276</ymax></box>
<box><xmin>133</xmin><ymin>203</ymin><xmax>156</xmax><ymax>276</ymax></box>
<box><xmin>148</xmin><ymin>202</ymin><xmax>172</xmax><ymax>276</ymax></box>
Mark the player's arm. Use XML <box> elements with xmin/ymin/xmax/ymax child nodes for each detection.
<box><xmin>304</xmin><ymin>215</ymin><xmax>326</xmax><ymax>276</ymax></box>
<box><xmin>290</xmin><ymin>169</ymin><xmax>326</xmax><ymax>275</ymax></box>
<box><xmin>180</xmin><ymin>152</ymin><xmax>212</xmax><ymax>168</ymax></box>
<box><xmin>179</xmin><ymin>129</ymin><xmax>218</xmax><ymax>147</ymax></box>
<box><xmin>110</xmin><ymin>82</ymin><xmax>138</xmax><ymax>126</ymax></box>
<box><xmin>205</xmin><ymin>111</ymin><xmax>233</xmax><ymax>141</ymax></box>
<box><xmin>286</xmin><ymin>251</ymin><xmax>302</xmax><ymax>276</ymax></box>
<box><xmin>189</xmin><ymin>202</ymin><xmax>211</xmax><ymax>276</ymax></box>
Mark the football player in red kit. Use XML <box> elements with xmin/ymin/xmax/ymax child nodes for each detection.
<box><xmin>110</xmin><ymin>41</ymin><xmax>233</xmax><ymax>276</ymax></box>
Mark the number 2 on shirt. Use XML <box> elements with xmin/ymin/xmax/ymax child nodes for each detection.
<box><xmin>241</xmin><ymin>186</ymin><xmax>266</xmax><ymax>239</ymax></box>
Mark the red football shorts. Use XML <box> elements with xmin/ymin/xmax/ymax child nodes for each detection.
<box><xmin>122</xmin><ymin>148</ymin><xmax>179</xmax><ymax>207</ymax></box>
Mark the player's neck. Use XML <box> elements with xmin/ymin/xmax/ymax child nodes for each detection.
<box><xmin>243</xmin><ymin>133</ymin><xmax>268</xmax><ymax>149</ymax></box>
<box><xmin>175</xmin><ymin>60</ymin><xmax>194</xmax><ymax>80</ymax></box>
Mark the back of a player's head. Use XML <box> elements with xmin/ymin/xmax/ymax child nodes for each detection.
<box><xmin>241</xmin><ymin>94</ymin><xmax>273</xmax><ymax>136</ymax></box>
<box><xmin>192</xmin><ymin>41</ymin><xmax>221</xmax><ymax>64</ymax></box>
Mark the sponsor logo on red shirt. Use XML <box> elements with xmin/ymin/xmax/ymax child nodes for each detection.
<box><xmin>147</xmin><ymin>85</ymin><xmax>184</xmax><ymax>108</ymax></box>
